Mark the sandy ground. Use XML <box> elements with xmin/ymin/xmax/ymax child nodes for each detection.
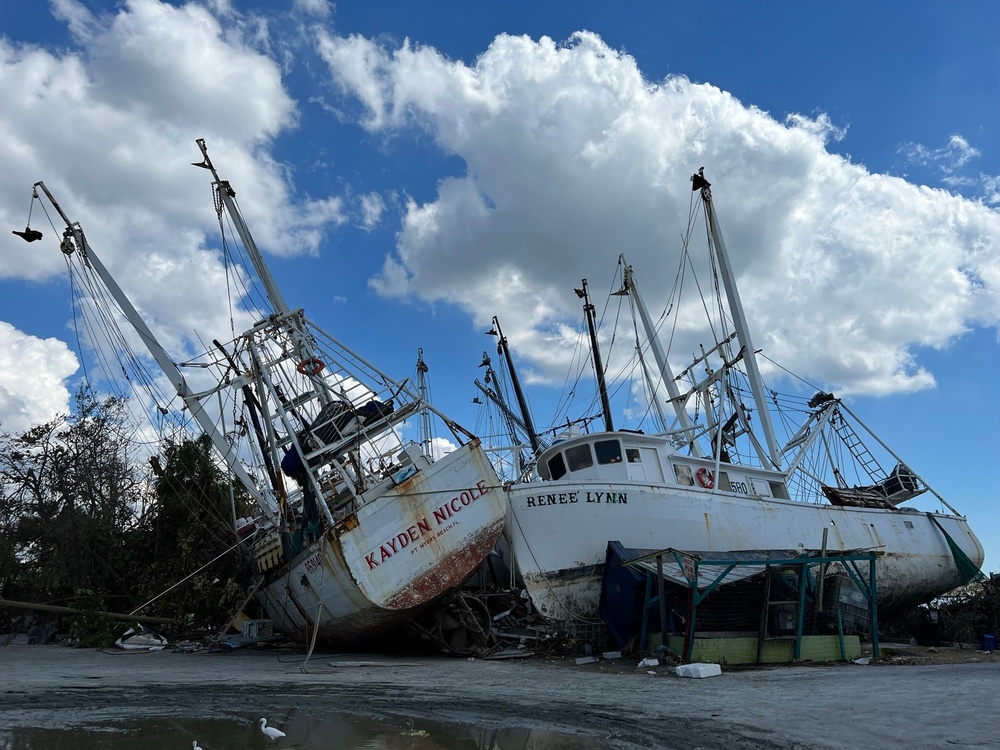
<box><xmin>1</xmin><ymin>639</ymin><xmax>998</xmax><ymax>749</ymax></box>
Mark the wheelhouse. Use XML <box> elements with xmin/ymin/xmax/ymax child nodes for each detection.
<box><xmin>536</xmin><ymin>430</ymin><xmax>670</xmax><ymax>483</ymax></box>
<box><xmin>536</xmin><ymin>429</ymin><xmax>789</xmax><ymax>500</ymax></box>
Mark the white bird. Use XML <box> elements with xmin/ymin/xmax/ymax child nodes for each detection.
<box><xmin>192</xmin><ymin>742</ymin><xmax>203</xmax><ymax>750</ymax></box>
<box><xmin>259</xmin><ymin>718</ymin><xmax>286</xmax><ymax>740</ymax></box>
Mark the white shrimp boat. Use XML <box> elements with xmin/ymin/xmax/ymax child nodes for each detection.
<box><xmin>501</xmin><ymin>170</ymin><xmax>983</xmax><ymax>628</ymax></box>
<box><xmin>24</xmin><ymin>141</ymin><xmax>506</xmax><ymax>650</ymax></box>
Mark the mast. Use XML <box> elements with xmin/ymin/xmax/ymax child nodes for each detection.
<box><xmin>416</xmin><ymin>348</ymin><xmax>433</xmax><ymax>458</ymax></box>
<box><xmin>491</xmin><ymin>316</ymin><xmax>541</xmax><ymax>456</ymax></box>
<box><xmin>475</xmin><ymin>366</ymin><xmax>532</xmax><ymax>441</ymax></box>
<box><xmin>691</xmin><ymin>169</ymin><xmax>781</xmax><ymax>469</ymax></box>
<box><xmin>576</xmin><ymin>279</ymin><xmax>614</xmax><ymax>433</ymax></box>
<box><xmin>619</xmin><ymin>255</ymin><xmax>703</xmax><ymax>456</ymax></box>
<box><xmin>475</xmin><ymin>352</ymin><xmax>532</xmax><ymax>476</ymax></box>
<box><xmin>193</xmin><ymin>139</ymin><xmax>290</xmax><ymax>317</ymax></box>
<box><xmin>28</xmin><ymin>180</ymin><xmax>277</xmax><ymax>514</ymax></box>
<box><xmin>193</xmin><ymin>139</ymin><xmax>328</xmax><ymax>421</ymax></box>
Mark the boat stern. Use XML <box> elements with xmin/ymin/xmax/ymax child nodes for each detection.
<box><xmin>337</xmin><ymin>439</ymin><xmax>506</xmax><ymax>610</ymax></box>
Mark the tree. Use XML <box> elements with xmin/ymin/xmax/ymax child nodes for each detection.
<box><xmin>130</xmin><ymin>434</ymin><xmax>254</xmax><ymax>629</ymax></box>
<box><xmin>0</xmin><ymin>387</ymin><xmax>146</xmax><ymax>608</ymax></box>
<box><xmin>1</xmin><ymin>388</ymin><xmax>255</xmax><ymax>636</ymax></box>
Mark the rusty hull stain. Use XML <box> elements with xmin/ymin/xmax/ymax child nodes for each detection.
<box><xmin>275</xmin><ymin>519</ymin><xmax>506</xmax><ymax>646</ymax></box>
<box><xmin>268</xmin><ymin>447</ymin><xmax>505</xmax><ymax>647</ymax></box>
<box><xmin>335</xmin><ymin>513</ymin><xmax>359</xmax><ymax>533</ymax></box>
<box><xmin>382</xmin><ymin>518</ymin><xmax>505</xmax><ymax>609</ymax></box>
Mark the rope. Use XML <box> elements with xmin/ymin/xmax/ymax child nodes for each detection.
<box><xmin>299</xmin><ymin>600</ymin><xmax>324</xmax><ymax>674</ymax></box>
<box><xmin>129</xmin><ymin>534</ymin><xmax>250</xmax><ymax>616</ymax></box>
<box><xmin>25</xmin><ymin>189</ymin><xmax>35</xmax><ymax>226</ymax></box>
<box><xmin>298</xmin><ymin>534</ymin><xmax>330</xmax><ymax>672</ymax></box>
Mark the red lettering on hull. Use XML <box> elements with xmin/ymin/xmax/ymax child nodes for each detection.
<box><xmin>363</xmin><ymin>478</ymin><xmax>492</xmax><ymax>571</ymax></box>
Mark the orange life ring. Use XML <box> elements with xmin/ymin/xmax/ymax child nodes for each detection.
<box><xmin>296</xmin><ymin>358</ymin><xmax>325</xmax><ymax>376</ymax></box>
<box><xmin>695</xmin><ymin>468</ymin><xmax>715</xmax><ymax>489</ymax></box>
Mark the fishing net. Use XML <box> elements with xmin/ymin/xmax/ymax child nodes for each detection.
<box><xmin>927</xmin><ymin>514</ymin><xmax>984</xmax><ymax>585</ymax></box>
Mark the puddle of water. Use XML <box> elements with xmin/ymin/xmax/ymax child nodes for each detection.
<box><xmin>1</xmin><ymin>709</ymin><xmax>614</xmax><ymax>749</ymax></box>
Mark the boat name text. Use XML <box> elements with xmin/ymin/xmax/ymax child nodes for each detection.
<box><xmin>304</xmin><ymin>553</ymin><xmax>323</xmax><ymax>575</ymax></box>
<box><xmin>524</xmin><ymin>490</ymin><xmax>627</xmax><ymax>507</ymax></box>
<box><xmin>364</xmin><ymin>479</ymin><xmax>489</xmax><ymax>570</ymax></box>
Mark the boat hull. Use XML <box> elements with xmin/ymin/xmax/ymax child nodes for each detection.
<box><xmin>506</xmin><ymin>481</ymin><xmax>984</xmax><ymax>625</ymax></box>
<box><xmin>259</xmin><ymin>440</ymin><xmax>505</xmax><ymax>646</ymax></box>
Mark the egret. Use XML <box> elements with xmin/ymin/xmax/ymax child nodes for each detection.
<box><xmin>259</xmin><ymin>718</ymin><xmax>286</xmax><ymax>740</ymax></box>
<box><xmin>192</xmin><ymin>742</ymin><xmax>203</xmax><ymax>750</ymax></box>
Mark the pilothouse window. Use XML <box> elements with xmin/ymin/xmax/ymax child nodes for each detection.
<box><xmin>769</xmin><ymin>482</ymin><xmax>789</xmax><ymax>500</ymax></box>
<box><xmin>548</xmin><ymin>452</ymin><xmax>567</xmax><ymax>481</ymax></box>
<box><xmin>673</xmin><ymin>465</ymin><xmax>694</xmax><ymax>486</ymax></box>
<box><xmin>626</xmin><ymin>448</ymin><xmax>641</xmax><ymax>463</ymax></box>
<box><xmin>595</xmin><ymin>439</ymin><xmax>622</xmax><ymax>465</ymax></box>
<box><xmin>566</xmin><ymin>444</ymin><xmax>594</xmax><ymax>471</ymax></box>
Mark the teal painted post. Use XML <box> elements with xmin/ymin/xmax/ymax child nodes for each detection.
<box><xmin>794</xmin><ymin>562</ymin><xmax>807</xmax><ymax>660</ymax></box>
<box><xmin>640</xmin><ymin>571</ymin><xmax>653</xmax><ymax>651</ymax></box>
<box><xmin>869</xmin><ymin>555</ymin><xmax>879</xmax><ymax>658</ymax></box>
<box><xmin>684</xmin><ymin>568</ymin><xmax>697</xmax><ymax>663</ymax></box>
<box><xmin>657</xmin><ymin>554</ymin><xmax>668</xmax><ymax>652</ymax></box>
<box><xmin>836</xmin><ymin>609</ymin><xmax>846</xmax><ymax>661</ymax></box>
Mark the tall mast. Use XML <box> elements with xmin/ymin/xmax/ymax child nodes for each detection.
<box><xmin>691</xmin><ymin>169</ymin><xmax>781</xmax><ymax>469</ymax></box>
<box><xmin>193</xmin><ymin>139</ymin><xmax>290</xmax><ymax>317</ymax></box>
<box><xmin>475</xmin><ymin>359</ymin><xmax>531</xmax><ymax>442</ymax></box>
<box><xmin>476</xmin><ymin>352</ymin><xmax>532</xmax><ymax>476</ymax></box>
<box><xmin>491</xmin><ymin>316</ymin><xmax>541</xmax><ymax>456</ymax></box>
<box><xmin>194</xmin><ymin>139</ymin><xmax>320</xmax><ymax>398</ymax></box>
<box><xmin>416</xmin><ymin>348</ymin><xmax>433</xmax><ymax>457</ymax></box>
<box><xmin>576</xmin><ymin>279</ymin><xmax>614</xmax><ymax>433</ymax></box>
<box><xmin>619</xmin><ymin>256</ymin><xmax>702</xmax><ymax>456</ymax></box>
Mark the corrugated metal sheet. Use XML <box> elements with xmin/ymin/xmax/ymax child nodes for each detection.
<box><xmin>620</xmin><ymin>549</ymin><xmax>792</xmax><ymax>589</ymax></box>
<box><xmin>620</xmin><ymin>548</ymin><xmax>873</xmax><ymax>590</ymax></box>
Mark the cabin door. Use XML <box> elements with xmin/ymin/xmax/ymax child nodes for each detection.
<box><xmin>627</xmin><ymin>447</ymin><xmax>664</xmax><ymax>482</ymax></box>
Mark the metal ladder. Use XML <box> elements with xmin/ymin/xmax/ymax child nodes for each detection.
<box><xmin>830</xmin><ymin>411</ymin><xmax>883</xmax><ymax>483</ymax></box>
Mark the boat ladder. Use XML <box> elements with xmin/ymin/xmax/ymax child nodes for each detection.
<box><xmin>829</xmin><ymin>412</ymin><xmax>883</xmax><ymax>483</ymax></box>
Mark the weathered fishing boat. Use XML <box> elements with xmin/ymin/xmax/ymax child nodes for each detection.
<box><xmin>499</xmin><ymin>170</ymin><xmax>984</xmax><ymax>629</ymax></box>
<box><xmin>23</xmin><ymin>141</ymin><xmax>506</xmax><ymax>650</ymax></box>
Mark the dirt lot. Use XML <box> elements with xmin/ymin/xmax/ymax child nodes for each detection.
<box><xmin>866</xmin><ymin>641</ymin><xmax>1000</xmax><ymax>666</ymax></box>
<box><xmin>2</xmin><ymin>636</ymin><xmax>998</xmax><ymax>749</ymax></box>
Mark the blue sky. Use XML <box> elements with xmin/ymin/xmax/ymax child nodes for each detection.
<box><xmin>1</xmin><ymin>1</ymin><xmax>998</xmax><ymax>571</ymax></box>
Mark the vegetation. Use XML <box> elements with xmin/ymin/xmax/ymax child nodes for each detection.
<box><xmin>67</xmin><ymin>589</ymin><xmax>119</xmax><ymax>648</ymax></box>
<box><xmin>878</xmin><ymin>574</ymin><xmax>1000</xmax><ymax>647</ymax></box>
<box><xmin>934</xmin><ymin>574</ymin><xmax>1000</xmax><ymax>645</ymax></box>
<box><xmin>0</xmin><ymin>388</ymin><xmax>253</xmax><ymax>641</ymax></box>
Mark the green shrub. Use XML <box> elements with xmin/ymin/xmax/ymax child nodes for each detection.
<box><xmin>68</xmin><ymin>589</ymin><xmax>119</xmax><ymax>648</ymax></box>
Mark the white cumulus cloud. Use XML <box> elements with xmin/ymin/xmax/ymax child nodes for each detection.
<box><xmin>359</xmin><ymin>192</ymin><xmax>386</xmax><ymax>231</ymax></box>
<box><xmin>316</xmin><ymin>30</ymin><xmax>1000</xmax><ymax>398</ymax></box>
<box><xmin>0</xmin><ymin>0</ymin><xmax>347</xmax><ymax>432</ymax></box>
<box><xmin>0</xmin><ymin>322</ymin><xmax>79</xmax><ymax>434</ymax></box>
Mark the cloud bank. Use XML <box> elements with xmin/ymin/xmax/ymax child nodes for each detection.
<box><xmin>0</xmin><ymin>0</ymin><xmax>346</xmax><ymax>431</ymax></box>
<box><xmin>2</xmin><ymin>8</ymin><xmax>998</xmax><ymax>437</ymax></box>
<box><xmin>316</xmin><ymin>31</ymin><xmax>1000</xmax><ymax>397</ymax></box>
